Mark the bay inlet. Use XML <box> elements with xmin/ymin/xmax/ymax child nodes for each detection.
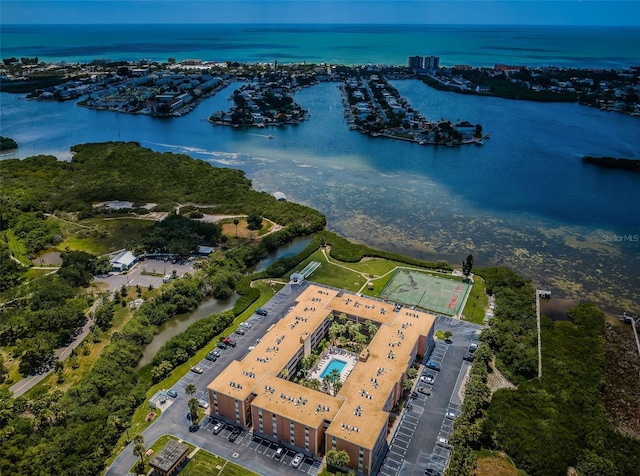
<box><xmin>1</xmin><ymin>78</ymin><xmax>639</xmax><ymax>314</ymax></box>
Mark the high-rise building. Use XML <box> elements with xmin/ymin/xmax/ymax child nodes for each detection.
<box><xmin>408</xmin><ymin>55</ymin><xmax>423</xmax><ymax>70</ymax></box>
<box><xmin>425</xmin><ymin>55</ymin><xmax>440</xmax><ymax>71</ymax></box>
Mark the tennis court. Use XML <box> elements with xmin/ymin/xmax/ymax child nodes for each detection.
<box><xmin>380</xmin><ymin>268</ymin><xmax>471</xmax><ymax>316</ymax></box>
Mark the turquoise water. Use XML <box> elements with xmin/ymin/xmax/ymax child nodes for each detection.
<box><xmin>2</xmin><ymin>24</ymin><xmax>639</xmax><ymax>68</ymax></box>
<box><xmin>1</xmin><ymin>24</ymin><xmax>639</xmax><ymax>313</ymax></box>
<box><xmin>321</xmin><ymin>359</ymin><xmax>347</xmax><ymax>379</ymax></box>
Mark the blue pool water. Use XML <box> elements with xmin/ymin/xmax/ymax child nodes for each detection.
<box><xmin>320</xmin><ymin>359</ymin><xmax>347</xmax><ymax>379</ymax></box>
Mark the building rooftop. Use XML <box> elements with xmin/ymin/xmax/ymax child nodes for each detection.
<box><xmin>208</xmin><ymin>286</ymin><xmax>341</xmax><ymax>401</ymax></box>
<box><xmin>327</xmin><ymin>310</ymin><xmax>435</xmax><ymax>448</ymax></box>
<box><xmin>208</xmin><ymin>284</ymin><xmax>436</xmax><ymax>450</ymax></box>
<box><xmin>252</xmin><ymin>373</ymin><xmax>345</xmax><ymax>427</ymax></box>
<box><xmin>148</xmin><ymin>439</ymin><xmax>189</xmax><ymax>472</ymax></box>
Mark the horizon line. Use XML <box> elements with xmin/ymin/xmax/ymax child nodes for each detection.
<box><xmin>4</xmin><ymin>22</ymin><xmax>640</xmax><ymax>27</ymax></box>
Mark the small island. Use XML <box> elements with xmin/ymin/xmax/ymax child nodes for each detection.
<box><xmin>0</xmin><ymin>136</ymin><xmax>18</xmax><ymax>151</ymax></box>
<box><xmin>582</xmin><ymin>156</ymin><xmax>640</xmax><ymax>172</ymax></box>
<box><xmin>209</xmin><ymin>81</ymin><xmax>309</xmax><ymax>128</ymax></box>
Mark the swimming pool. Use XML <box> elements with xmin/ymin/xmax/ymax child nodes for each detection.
<box><xmin>320</xmin><ymin>359</ymin><xmax>347</xmax><ymax>379</ymax></box>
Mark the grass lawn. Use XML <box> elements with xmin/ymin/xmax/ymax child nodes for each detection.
<box><xmin>129</xmin><ymin>434</ymin><xmax>257</xmax><ymax>476</ymax></box>
<box><xmin>462</xmin><ymin>277</ymin><xmax>489</xmax><ymax>325</ymax></box>
<box><xmin>2</xmin><ymin>230</ymin><xmax>31</xmax><ymax>265</ymax></box>
<box><xmin>473</xmin><ymin>450</ymin><xmax>526</xmax><ymax>476</ymax></box>
<box><xmin>287</xmin><ymin>250</ymin><xmax>367</xmax><ymax>292</ymax></box>
<box><xmin>182</xmin><ymin>449</ymin><xmax>259</xmax><ymax>476</ymax></box>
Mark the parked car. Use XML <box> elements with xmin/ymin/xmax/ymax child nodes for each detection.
<box><xmin>417</xmin><ymin>386</ymin><xmax>431</xmax><ymax>395</ymax></box>
<box><xmin>241</xmin><ymin>322</ymin><xmax>252</xmax><ymax>328</ymax></box>
<box><xmin>166</xmin><ymin>389</ymin><xmax>178</xmax><ymax>398</ymax></box>
<box><xmin>205</xmin><ymin>352</ymin><xmax>218</xmax><ymax>362</ymax></box>
<box><xmin>274</xmin><ymin>447</ymin><xmax>285</xmax><ymax>459</ymax></box>
<box><xmin>291</xmin><ymin>452</ymin><xmax>304</xmax><ymax>468</ymax></box>
<box><xmin>424</xmin><ymin>469</ymin><xmax>442</xmax><ymax>476</ymax></box>
<box><xmin>445</xmin><ymin>410</ymin><xmax>457</xmax><ymax>420</ymax></box>
<box><xmin>421</xmin><ymin>372</ymin><xmax>435</xmax><ymax>384</ymax></box>
<box><xmin>436</xmin><ymin>436</ymin><xmax>452</xmax><ymax>449</ymax></box>
<box><xmin>425</xmin><ymin>360</ymin><xmax>441</xmax><ymax>371</ymax></box>
<box><xmin>217</xmin><ymin>342</ymin><xmax>228</xmax><ymax>349</ymax></box>
<box><xmin>188</xmin><ymin>424</ymin><xmax>200</xmax><ymax>432</ymax></box>
<box><xmin>256</xmin><ymin>308</ymin><xmax>268</xmax><ymax>316</ymax></box>
<box><xmin>198</xmin><ymin>399</ymin><xmax>209</xmax><ymax>409</ymax></box>
<box><xmin>190</xmin><ymin>366</ymin><xmax>204</xmax><ymax>374</ymax></box>
<box><xmin>222</xmin><ymin>338</ymin><xmax>236</xmax><ymax>347</ymax></box>
<box><xmin>463</xmin><ymin>352</ymin><xmax>475</xmax><ymax>362</ymax></box>
<box><xmin>212</xmin><ymin>421</ymin><xmax>224</xmax><ymax>434</ymax></box>
<box><xmin>234</xmin><ymin>329</ymin><xmax>246</xmax><ymax>335</ymax></box>
<box><xmin>468</xmin><ymin>343</ymin><xmax>478</xmax><ymax>353</ymax></box>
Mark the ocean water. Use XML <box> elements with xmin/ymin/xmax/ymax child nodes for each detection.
<box><xmin>2</xmin><ymin>24</ymin><xmax>640</xmax><ymax>68</ymax></box>
<box><xmin>1</xmin><ymin>24</ymin><xmax>639</xmax><ymax>314</ymax></box>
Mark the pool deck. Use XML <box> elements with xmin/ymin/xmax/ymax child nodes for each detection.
<box><xmin>308</xmin><ymin>347</ymin><xmax>358</xmax><ymax>383</ymax></box>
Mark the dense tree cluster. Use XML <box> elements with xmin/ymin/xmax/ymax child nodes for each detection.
<box><xmin>476</xmin><ymin>266</ymin><xmax>537</xmax><ymax>383</ymax></box>
<box><xmin>0</xmin><ymin>274</ymin><xmax>88</xmax><ymax>375</ymax></box>
<box><xmin>139</xmin><ymin>214</ymin><xmax>221</xmax><ymax>255</ymax></box>
<box><xmin>482</xmin><ymin>302</ymin><xmax>640</xmax><ymax>475</ymax></box>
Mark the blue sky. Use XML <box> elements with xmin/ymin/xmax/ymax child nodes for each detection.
<box><xmin>2</xmin><ymin>0</ymin><xmax>639</xmax><ymax>25</ymax></box>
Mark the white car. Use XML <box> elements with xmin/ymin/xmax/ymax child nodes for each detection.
<box><xmin>291</xmin><ymin>452</ymin><xmax>304</xmax><ymax>468</ymax></box>
<box><xmin>445</xmin><ymin>411</ymin><xmax>457</xmax><ymax>420</ymax></box>
<box><xmin>198</xmin><ymin>399</ymin><xmax>209</xmax><ymax>409</ymax></box>
<box><xmin>437</xmin><ymin>436</ymin><xmax>452</xmax><ymax>449</ymax></box>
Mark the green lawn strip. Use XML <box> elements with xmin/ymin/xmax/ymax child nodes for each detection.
<box><xmin>129</xmin><ymin>434</ymin><xmax>196</xmax><ymax>475</ymax></box>
<box><xmin>3</xmin><ymin>230</ymin><xmax>31</xmax><ymax>264</ymax></box>
<box><xmin>129</xmin><ymin>434</ymin><xmax>258</xmax><ymax>476</ymax></box>
<box><xmin>287</xmin><ymin>250</ymin><xmax>368</xmax><ymax>292</ymax></box>
<box><xmin>182</xmin><ymin>449</ymin><xmax>259</xmax><ymax>476</ymax></box>
<box><xmin>462</xmin><ymin>277</ymin><xmax>489</xmax><ymax>324</ymax></box>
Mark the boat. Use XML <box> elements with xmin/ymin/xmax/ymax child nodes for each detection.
<box><xmin>475</xmin><ymin>140</ymin><xmax>484</xmax><ymax>146</ymax></box>
<box><xmin>268</xmin><ymin>135</ymin><xmax>274</xmax><ymax>139</ymax></box>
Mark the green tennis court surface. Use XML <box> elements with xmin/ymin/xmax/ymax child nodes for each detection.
<box><xmin>380</xmin><ymin>268</ymin><xmax>470</xmax><ymax>316</ymax></box>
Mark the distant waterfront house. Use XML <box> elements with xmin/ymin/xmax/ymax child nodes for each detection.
<box><xmin>148</xmin><ymin>439</ymin><xmax>189</xmax><ymax>476</ymax></box>
<box><xmin>110</xmin><ymin>250</ymin><xmax>138</xmax><ymax>272</ymax></box>
<box><xmin>273</xmin><ymin>191</ymin><xmax>287</xmax><ymax>201</ymax></box>
<box><xmin>476</xmin><ymin>85</ymin><xmax>491</xmax><ymax>93</ymax></box>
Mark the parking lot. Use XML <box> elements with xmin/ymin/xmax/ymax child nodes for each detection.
<box><xmin>198</xmin><ymin>418</ymin><xmax>323</xmax><ymax>475</ymax></box>
<box><xmin>378</xmin><ymin>316</ymin><xmax>482</xmax><ymax>476</ymax></box>
<box><xmin>95</xmin><ymin>257</ymin><xmax>197</xmax><ymax>293</ymax></box>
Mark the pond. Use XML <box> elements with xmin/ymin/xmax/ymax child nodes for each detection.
<box><xmin>250</xmin><ymin>235</ymin><xmax>314</xmax><ymax>273</ymax></box>
<box><xmin>137</xmin><ymin>292</ymin><xmax>240</xmax><ymax>368</ymax></box>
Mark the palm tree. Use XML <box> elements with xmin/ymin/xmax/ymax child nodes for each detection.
<box><xmin>132</xmin><ymin>434</ymin><xmax>146</xmax><ymax>464</ymax></box>
<box><xmin>185</xmin><ymin>383</ymin><xmax>197</xmax><ymax>397</ymax></box>
<box><xmin>185</xmin><ymin>383</ymin><xmax>198</xmax><ymax>424</ymax></box>
<box><xmin>326</xmin><ymin>449</ymin><xmax>350</xmax><ymax>469</ymax></box>
<box><xmin>187</xmin><ymin>398</ymin><xmax>199</xmax><ymax>425</ymax></box>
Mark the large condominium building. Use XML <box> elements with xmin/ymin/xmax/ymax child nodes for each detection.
<box><xmin>208</xmin><ymin>284</ymin><xmax>436</xmax><ymax>475</ymax></box>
